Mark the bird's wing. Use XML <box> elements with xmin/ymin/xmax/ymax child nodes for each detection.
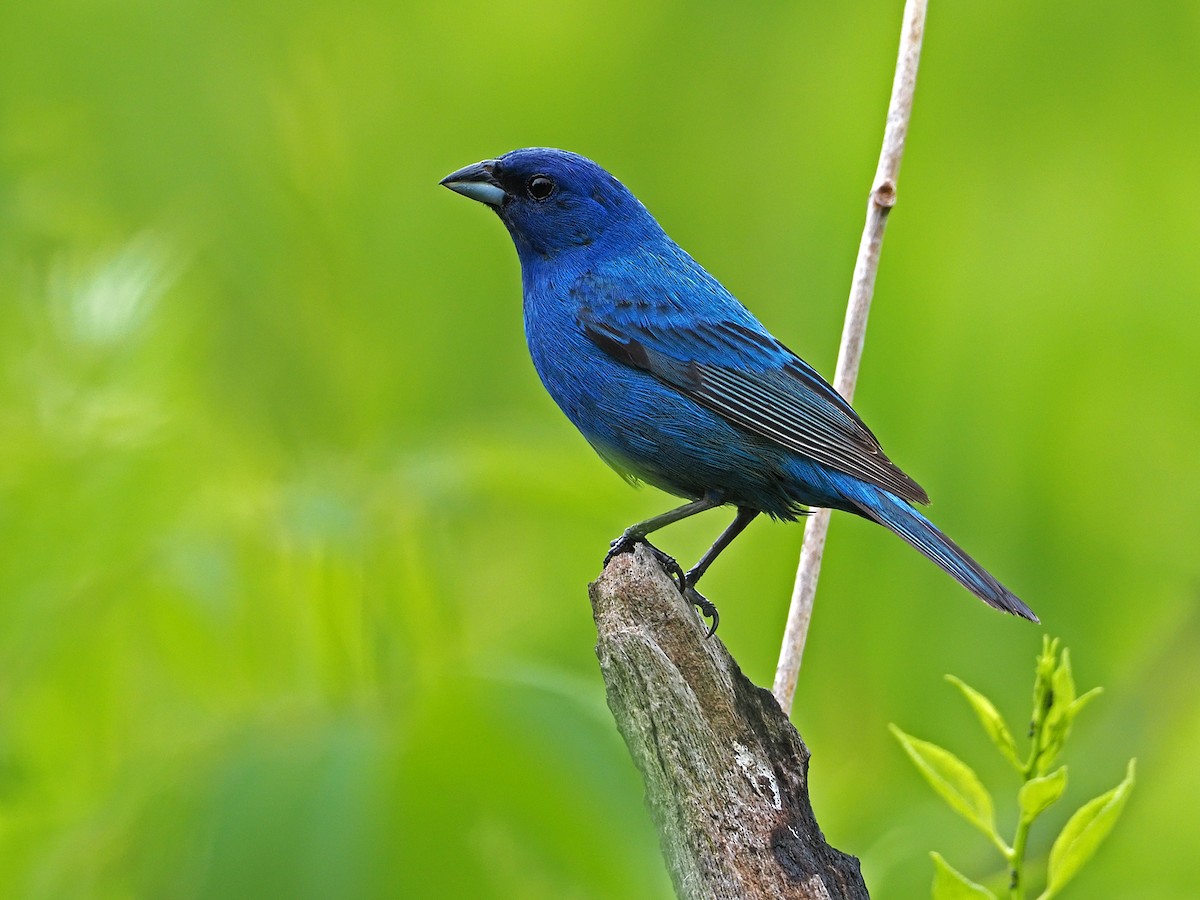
<box><xmin>577</xmin><ymin>300</ymin><xmax>930</xmax><ymax>505</ymax></box>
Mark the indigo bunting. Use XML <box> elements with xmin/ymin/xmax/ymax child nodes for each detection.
<box><xmin>441</xmin><ymin>148</ymin><xmax>1037</xmax><ymax>629</ymax></box>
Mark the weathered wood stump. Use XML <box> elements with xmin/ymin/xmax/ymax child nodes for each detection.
<box><xmin>591</xmin><ymin>545</ymin><xmax>869</xmax><ymax>899</ymax></box>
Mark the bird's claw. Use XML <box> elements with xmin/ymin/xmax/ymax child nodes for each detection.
<box><xmin>604</xmin><ymin>535</ymin><xmax>686</xmax><ymax>591</ymax></box>
<box><xmin>603</xmin><ymin>533</ymin><xmax>717</xmax><ymax>635</ymax></box>
<box><xmin>685</xmin><ymin>585</ymin><xmax>720</xmax><ymax>638</ymax></box>
<box><xmin>603</xmin><ymin>532</ymin><xmax>639</xmax><ymax>567</ymax></box>
<box><xmin>647</xmin><ymin>545</ymin><xmax>686</xmax><ymax>592</ymax></box>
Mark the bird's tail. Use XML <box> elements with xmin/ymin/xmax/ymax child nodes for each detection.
<box><xmin>855</xmin><ymin>487</ymin><xmax>1038</xmax><ymax>622</ymax></box>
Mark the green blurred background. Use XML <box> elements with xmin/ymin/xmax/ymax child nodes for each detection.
<box><xmin>1</xmin><ymin>0</ymin><xmax>1196</xmax><ymax>896</ymax></box>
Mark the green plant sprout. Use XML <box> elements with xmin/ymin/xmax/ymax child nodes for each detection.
<box><xmin>891</xmin><ymin>637</ymin><xmax>1136</xmax><ymax>900</ymax></box>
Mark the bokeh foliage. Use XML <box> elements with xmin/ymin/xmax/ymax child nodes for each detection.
<box><xmin>1</xmin><ymin>1</ymin><xmax>1197</xmax><ymax>896</ymax></box>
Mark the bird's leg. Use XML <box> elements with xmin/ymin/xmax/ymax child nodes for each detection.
<box><xmin>683</xmin><ymin>507</ymin><xmax>760</xmax><ymax>637</ymax></box>
<box><xmin>605</xmin><ymin>496</ymin><xmax>722</xmax><ymax>589</ymax></box>
<box><xmin>684</xmin><ymin>506</ymin><xmax>760</xmax><ymax>588</ymax></box>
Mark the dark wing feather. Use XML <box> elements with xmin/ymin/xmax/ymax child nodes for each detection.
<box><xmin>581</xmin><ymin>314</ymin><xmax>929</xmax><ymax>505</ymax></box>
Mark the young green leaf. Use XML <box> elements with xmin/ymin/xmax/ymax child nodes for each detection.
<box><xmin>945</xmin><ymin>675</ymin><xmax>1021</xmax><ymax>770</ymax></box>
<box><xmin>1052</xmin><ymin>649</ymin><xmax>1078</xmax><ymax>714</ymax></box>
<box><xmin>889</xmin><ymin>725</ymin><xmax>1005</xmax><ymax>851</ymax></box>
<box><xmin>1030</xmin><ymin>637</ymin><xmax>1059</xmax><ymax>743</ymax></box>
<box><xmin>1040</xmin><ymin>759</ymin><xmax>1137</xmax><ymax>899</ymax></box>
<box><xmin>1035</xmin><ymin>648</ymin><xmax>1079</xmax><ymax>774</ymax></box>
<box><xmin>1018</xmin><ymin>766</ymin><xmax>1067</xmax><ymax>824</ymax></box>
<box><xmin>1069</xmin><ymin>686</ymin><xmax>1103</xmax><ymax>720</ymax></box>
<box><xmin>931</xmin><ymin>852</ymin><xmax>998</xmax><ymax>900</ymax></box>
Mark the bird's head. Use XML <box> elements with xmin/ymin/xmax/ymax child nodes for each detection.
<box><xmin>440</xmin><ymin>148</ymin><xmax>658</xmax><ymax>260</ymax></box>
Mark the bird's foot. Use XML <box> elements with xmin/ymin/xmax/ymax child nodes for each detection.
<box><xmin>604</xmin><ymin>533</ymin><xmax>685</xmax><ymax>591</ymax></box>
<box><xmin>604</xmin><ymin>532</ymin><xmax>717</xmax><ymax>635</ymax></box>
<box><xmin>684</xmin><ymin>584</ymin><xmax>720</xmax><ymax>638</ymax></box>
<box><xmin>603</xmin><ymin>531</ymin><xmax>639</xmax><ymax>567</ymax></box>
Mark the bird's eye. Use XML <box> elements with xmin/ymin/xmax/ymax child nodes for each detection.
<box><xmin>527</xmin><ymin>175</ymin><xmax>555</xmax><ymax>201</ymax></box>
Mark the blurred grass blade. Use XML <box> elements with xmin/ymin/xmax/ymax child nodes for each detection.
<box><xmin>889</xmin><ymin>725</ymin><xmax>1004</xmax><ymax>851</ymax></box>
<box><xmin>1040</xmin><ymin>759</ymin><xmax>1136</xmax><ymax>899</ymax></box>
<box><xmin>931</xmin><ymin>852</ymin><xmax>998</xmax><ymax>900</ymax></box>
<box><xmin>945</xmin><ymin>674</ymin><xmax>1021</xmax><ymax>770</ymax></box>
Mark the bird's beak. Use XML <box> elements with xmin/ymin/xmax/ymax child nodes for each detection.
<box><xmin>439</xmin><ymin>159</ymin><xmax>506</xmax><ymax>207</ymax></box>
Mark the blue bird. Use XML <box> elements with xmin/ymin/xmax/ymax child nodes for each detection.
<box><xmin>441</xmin><ymin>148</ymin><xmax>1037</xmax><ymax>630</ymax></box>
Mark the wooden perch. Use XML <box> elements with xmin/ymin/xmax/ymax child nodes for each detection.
<box><xmin>590</xmin><ymin>546</ymin><xmax>869</xmax><ymax>900</ymax></box>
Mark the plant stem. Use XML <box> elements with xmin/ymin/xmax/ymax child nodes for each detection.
<box><xmin>1010</xmin><ymin>808</ymin><xmax>1032</xmax><ymax>900</ymax></box>
<box><xmin>773</xmin><ymin>0</ymin><xmax>929</xmax><ymax>711</ymax></box>
<box><xmin>1010</xmin><ymin>685</ymin><xmax>1044</xmax><ymax>899</ymax></box>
